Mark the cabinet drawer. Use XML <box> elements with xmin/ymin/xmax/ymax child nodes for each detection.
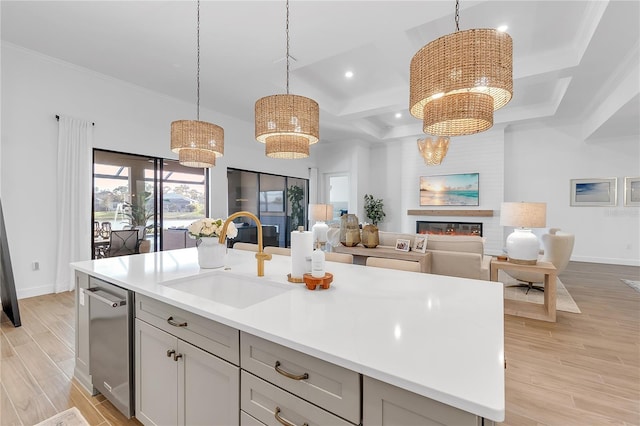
<box><xmin>240</xmin><ymin>332</ymin><xmax>360</xmax><ymax>424</ymax></box>
<box><xmin>241</xmin><ymin>410</ymin><xmax>266</xmax><ymax>426</ymax></box>
<box><xmin>241</xmin><ymin>371</ymin><xmax>354</xmax><ymax>426</ymax></box>
<box><xmin>136</xmin><ymin>294</ymin><xmax>239</xmax><ymax>365</ymax></box>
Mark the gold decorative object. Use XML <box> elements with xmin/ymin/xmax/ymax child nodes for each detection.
<box><xmin>255</xmin><ymin>0</ymin><xmax>319</xmax><ymax>158</ymax></box>
<box><xmin>361</xmin><ymin>224</ymin><xmax>379</xmax><ymax>248</ymax></box>
<box><xmin>339</xmin><ymin>214</ymin><xmax>360</xmax><ymax>247</ymax></box>
<box><xmin>409</xmin><ymin>0</ymin><xmax>512</xmax><ymax>136</ymax></box>
<box><xmin>170</xmin><ymin>1</ymin><xmax>224</xmax><ymax>168</ymax></box>
<box><xmin>417</xmin><ymin>136</ymin><xmax>450</xmax><ymax>166</ymax></box>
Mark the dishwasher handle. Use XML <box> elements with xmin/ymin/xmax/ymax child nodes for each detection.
<box><xmin>85</xmin><ymin>287</ymin><xmax>126</xmax><ymax>308</ymax></box>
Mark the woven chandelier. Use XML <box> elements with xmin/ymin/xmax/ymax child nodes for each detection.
<box><xmin>255</xmin><ymin>0</ymin><xmax>319</xmax><ymax>159</ymax></box>
<box><xmin>409</xmin><ymin>0</ymin><xmax>512</xmax><ymax>137</ymax></box>
<box><xmin>170</xmin><ymin>0</ymin><xmax>224</xmax><ymax>168</ymax></box>
<box><xmin>417</xmin><ymin>137</ymin><xmax>450</xmax><ymax>166</ymax></box>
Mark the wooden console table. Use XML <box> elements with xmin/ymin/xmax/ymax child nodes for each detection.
<box><xmin>333</xmin><ymin>245</ymin><xmax>431</xmax><ymax>273</ymax></box>
<box><xmin>490</xmin><ymin>259</ymin><xmax>557</xmax><ymax>322</ymax></box>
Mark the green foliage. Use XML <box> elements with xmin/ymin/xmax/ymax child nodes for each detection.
<box><xmin>364</xmin><ymin>194</ymin><xmax>386</xmax><ymax>226</ymax></box>
<box><xmin>287</xmin><ymin>185</ymin><xmax>304</xmax><ymax>229</ymax></box>
<box><xmin>123</xmin><ymin>191</ymin><xmax>154</xmax><ymax>227</ymax></box>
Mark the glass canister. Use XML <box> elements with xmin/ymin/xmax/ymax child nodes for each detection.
<box><xmin>361</xmin><ymin>224</ymin><xmax>379</xmax><ymax>248</ymax></box>
<box><xmin>340</xmin><ymin>214</ymin><xmax>361</xmax><ymax>247</ymax></box>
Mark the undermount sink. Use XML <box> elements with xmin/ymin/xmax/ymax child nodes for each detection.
<box><xmin>161</xmin><ymin>271</ymin><xmax>292</xmax><ymax>309</ymax></box>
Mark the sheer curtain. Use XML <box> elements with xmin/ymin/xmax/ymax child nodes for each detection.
<box><xmin>54</xmin><ymin>116</ymin><xmax>93</xmax><ymax>293</ymax></box>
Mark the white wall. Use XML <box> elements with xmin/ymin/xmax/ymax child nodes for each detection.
<box><xmin>369</xmin><ymin>129</ymin><xmax>505</xmax><ymax>255</ymax></box>
<box><xmin>505</xmin><ymin>122</ymin><xmax>640</xmax><ymax>265</ymax></box>
<box><xmin>1</xmin><ymin>44</ymin><xmax>313</xmax><ymax>298</ymax></box>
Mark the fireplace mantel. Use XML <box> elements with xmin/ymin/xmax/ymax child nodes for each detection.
<box><xmin>407</xmin><ymin>209</ymin><xmax>494</xmax><ymax>217</ymax></box>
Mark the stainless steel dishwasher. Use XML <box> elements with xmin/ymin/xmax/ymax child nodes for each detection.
<box><xmin>86</xmin><ymin>277</ymin><xmax>134</xmax><ymax>418</ymax></box>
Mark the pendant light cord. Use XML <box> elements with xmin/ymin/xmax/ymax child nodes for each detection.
<box><xmin>196</xmin><ymin>0</ymin><xmax>201</xmax><ymax>120</ymax></box>
<box><xmin>285</xmin><ymin>0</ymin><xmax>290</xmax><ymax>95</ymax></box>
<box><xmin>454</xmin><ymin>0</ymin><xmax>460</xmax><ymax>32</ymax></box>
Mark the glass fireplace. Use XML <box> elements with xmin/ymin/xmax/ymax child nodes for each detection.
<box><xmin>416</xmin><ymin>221</ymin><xmax>482</xmax><ymax>236</ymax></box>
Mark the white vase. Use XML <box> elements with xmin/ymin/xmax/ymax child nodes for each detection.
<box><xmin>197</xmin><ymin>237</ymin><xmax>226</xmax><ymax>269</ymax></box>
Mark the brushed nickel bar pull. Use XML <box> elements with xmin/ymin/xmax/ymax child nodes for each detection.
<box><xmin>274</xmin><ymin>407</ymin><xmax>308</xmax><ymax>426</ymax></box>
<box><xmin>85</xmin><ymin>287</ymin><xmax>125</xmax><ymax>308</ymax></box>
<box><xmin>274</xmin><ymin>361</ymin><xmax>309</xmax><ymax>380</ymax></box>
<box><xmin>167</xmin><ymin>316</ymin><xmax>187</xmax><ymax>327</ymax></box>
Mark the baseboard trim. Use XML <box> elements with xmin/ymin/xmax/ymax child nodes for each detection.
<box><xmin>569</xmin><ymin>256</ymin><xmax>639</xmax><ymax>267</ymax></box>
<box><xmin>17</xmin><ymin>284</ymin><xmax>55</xmax><ymax>299</ymax></box>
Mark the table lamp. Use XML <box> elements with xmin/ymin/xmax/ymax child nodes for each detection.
<box><xmin>500</xmin><ymin>202</ymin><xmax>547</xmax><ymax>264</ymax></box>
<box><xmin>309</xmin><ymin>204</ymin><xmax>333</xmax><ymax>249</ymax></box>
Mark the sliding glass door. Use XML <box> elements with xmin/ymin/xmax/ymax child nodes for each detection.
<box><xmin>92</xmin><ymin>149</ymin><xmax>208</xmax><ymax>258</ymax></box>
<box><xmin>227</xmin><ymin>168</ymin><xmax>308</xmax><ymax>247</ymax></box>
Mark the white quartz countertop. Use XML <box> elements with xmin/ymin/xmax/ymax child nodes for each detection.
<box><xmin>72</xmin><ymin>248</ymin><xmax>504</xmax><ymax>421</ymax></box>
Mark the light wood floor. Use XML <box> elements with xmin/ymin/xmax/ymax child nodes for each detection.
<box><xmin>1</xmin><ymin>261</ymin><xmax>638</xmax><ymax>425</ymax></box>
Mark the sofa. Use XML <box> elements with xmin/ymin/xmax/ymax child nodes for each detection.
<box><xmin>377</xmin><ymin>231</ymin><xmax>491</xmax><ymax>280</ymax></box>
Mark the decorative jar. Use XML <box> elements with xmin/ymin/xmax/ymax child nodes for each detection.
<box><xmin>361</xmin><ymin>224</ymin><xmax>379</xmax><ymax>248</ymax></box>
<box><xmin>197</xmin><ymin>237</ymin><xmax>226</xmax><ymax>269</ymax></box>
<box><xmin>339</xmin><ymin>214</ymin><xmax>361</xmax><ymax>247</ymax></box>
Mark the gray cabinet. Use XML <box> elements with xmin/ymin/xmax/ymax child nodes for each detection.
<box><xmin>363</xmin><ymin>376</ymin><xmax>490</xmax><ymax>426</ymax></box>
<box><xmin>73</xmin><ymin>271</ymin><xmax>93</xmax><ymax>394</ymax></box>
<box><xmin>135</xmin><ymin>309</ymin><xmax>240</xmax><ymax>426</ymax></box>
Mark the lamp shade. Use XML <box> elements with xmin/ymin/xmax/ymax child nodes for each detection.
<box><xmin>410</xmin><ymin>28</ymin><xmax>512</xmax><ymax>136</ymax></box>
<box><xmin>171</xmin><ymin>120</ymin><xmax>224</xmax><ymax>168</ymax></box>
<box><xmin>309</xmin><ymin>204</ymin><xmax>333</xmax><ymax>222</ymax></box>
<box><xmin>500</xmin><ymin>202</ymin><xmax>547</xmax><ymax>228</ymax></box>
<box><xmin>255</xmin><ymin>94</ymin><xmax>319</xmax><ymax>158</ymax></box>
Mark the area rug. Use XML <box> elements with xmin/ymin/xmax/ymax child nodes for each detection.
<box><xmin>621</xmin><ymin>279</ymin><xmax>640</xmax><ymax>293</ymax></box>
<box><xmin>35</xmin><ymin>407</ymin><xmax>89</xmax><ymax>426</ymax></box>
<box><xmin>498</xmin><ymin>270</ymin><xmax>581</xmax><ymax>314</ymax></box>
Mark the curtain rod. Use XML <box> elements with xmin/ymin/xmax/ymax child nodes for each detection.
<box><xmin>55</xmin><ymin>115</ymin><xmax>95</xmax><ymax>126</ymax></box>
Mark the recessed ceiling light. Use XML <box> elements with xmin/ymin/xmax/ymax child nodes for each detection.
<box><xmin>497</xmin><ymin>25</ymin><xmax>508</xmax><ymax>32</ymax></box>
<box><xmin>345</xmin><ymin>70</ymin><xmax>354</xmax><ymax>78</ymax></box>
<box><xmin>395</xmin><ymin>113</ymin><xmax>402</xmax><ymax>118</ymax></box>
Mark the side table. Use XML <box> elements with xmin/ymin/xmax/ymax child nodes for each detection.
<box><xmin>490</xmin><ymin>259</ymin><xmax>557</xmax><ymax>322</ymax></box>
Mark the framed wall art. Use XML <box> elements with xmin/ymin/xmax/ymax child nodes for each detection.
<box><xmin>624</xmin><ymin>177</ymin><xmax>640</xmax><ymax>206</ymax></box>
<box><xmin>419</xmin><ymin>173</ymin><xmax>479</xmax><ymax>206</ymax></box>
<box><xmin>570</xmin><ymin>178</ymin><xmax>617</xmax><ymax>206</ymax></box>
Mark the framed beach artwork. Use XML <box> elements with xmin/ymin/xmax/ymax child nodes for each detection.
<box><xmin>419</xmin><ymin>173</ymin><xmax>479</xmax><ymax>206</ymax></box>
<box><xmin>624</xmin><ymin>177</ymin><xmax>640</xmax><ymax>206</ymax></box>
<box><xmin>570</xmin><ymin>178</ymin><xmax>617</xmax><ymax>206</ymax></box>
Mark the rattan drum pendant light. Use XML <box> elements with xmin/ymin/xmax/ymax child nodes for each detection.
<box><xmin>409</xmin><ymin>0</ymin><xmax>512</xmax><ymax>136</ymax></box>
<box><xmin>255</xmin><ymin>0</ymin><xmax>319</xmax><ymax>159</ymax></box>
<box><xmin>170</xmin><ymin>0</ymin><xmax>224</xmax><ymax>168</ymax></box>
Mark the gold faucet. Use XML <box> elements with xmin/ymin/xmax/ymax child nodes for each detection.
<box><xmin>219</xmin><ymin>211</ymin><xmax>272</xmax><ymax>277</ymax></box>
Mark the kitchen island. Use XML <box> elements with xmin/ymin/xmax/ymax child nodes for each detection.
<box><xmin>72</xmin><ymin>247</ymin><xmax>504</xmax><ymax>425</ymax></box>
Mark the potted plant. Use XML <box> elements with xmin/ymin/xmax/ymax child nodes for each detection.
<box><xmin>287</xmin><ymin>184</ymin><xmax>304</xmax><ymax>230</ymax></box>
<box><xmin>362</xmin><ymin>194</ymin><xmax>386</xmax><ymax>248</ymax></box>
